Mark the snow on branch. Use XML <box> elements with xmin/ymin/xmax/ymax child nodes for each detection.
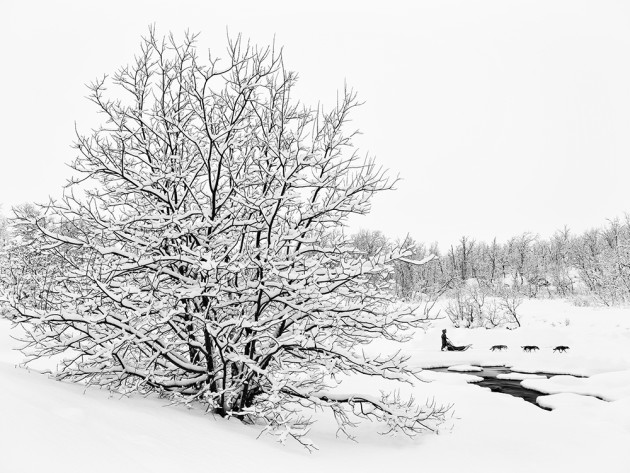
<box><xmin>0</xmin><ymin>28</ymin><xmax>448</xmax><ymax>448</ymax></box>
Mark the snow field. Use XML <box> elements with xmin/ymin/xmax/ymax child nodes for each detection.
<box><xmin>1</xmin><ymin>297</ymin><xmax>629</xmax><ymax>473</ymax></box>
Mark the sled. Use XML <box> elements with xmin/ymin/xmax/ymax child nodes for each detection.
<box><xmin>446</xmin><ymin>344</ymin><xmax>472</xmax><ymax>352</ymax></box>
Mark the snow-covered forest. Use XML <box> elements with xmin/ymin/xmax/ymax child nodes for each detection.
<box><xmin>1</xmin><ymin>2</ymin><xmax>630</xmax><ymax>472</ymax></box>
<box><xmin>359</xmin><ymin>217</ymin><xmax>630</xmax><ymax>305</ymax></box>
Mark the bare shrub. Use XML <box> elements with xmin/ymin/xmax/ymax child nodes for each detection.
<box><xmin>446</xmin><ymin>285</ymin><xmax>522</xmax><ymax>329</ymax></box>
<box><xmin>497</xmin><ymin>287</ymin><xmax>523</xmax><ymax>327</ymax></box>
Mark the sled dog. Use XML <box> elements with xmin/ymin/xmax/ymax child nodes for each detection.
<box><xmin>553</xmin><ymin>346</ymin><xmax>570</xmax><ymax>353</ymax></box>
<box><xmin>490</xmin><ymin>345</ymin><xmax>508</xmax><ymax>351</ymax></box>
<box><xmin>521</xmin><ymin>345</ymin><xmax>539</xmax><ymax>352</ymax></box>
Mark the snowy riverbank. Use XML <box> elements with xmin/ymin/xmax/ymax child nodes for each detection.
<box><xmin>1</xmin><ymin>298</ymin><xmax>629</xmax><ymax>473</ymax></box>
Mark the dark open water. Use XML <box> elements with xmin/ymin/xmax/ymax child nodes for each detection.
<box><xmin>428</xmin><ymin>366</ymin><xmax>554</xmax><ymax>409</ymax></box>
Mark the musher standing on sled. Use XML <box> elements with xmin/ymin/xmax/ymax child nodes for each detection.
<box><xmin>441</xmin><ymin>329</ymin><xmax>471</xmax><ymax>351</ymax></box>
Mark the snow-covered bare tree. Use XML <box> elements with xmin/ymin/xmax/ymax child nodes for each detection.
<box><xmin>0</xmin><ymin>212</ymin><xmax>8</xmax><ymax>248</ymax></box>
<box><xmin>352</xmin><ymin>229</ymin><xmax>390</xmax><ymax>258</ymax></box>
<box><xmin>549</xmin><ymin>227</ymin><xmax>575</xmax><ymax>296</ymax></box>
<box><xmin>1</xmin><ymin>29</ymin><xmax>447</xmax><ymax>446</ymax></box>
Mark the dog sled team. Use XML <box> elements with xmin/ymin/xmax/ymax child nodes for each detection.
<box><xmin>441</xmin><ymin>329</ymin><xmax>569</xmax><ymax>353</ymax></box>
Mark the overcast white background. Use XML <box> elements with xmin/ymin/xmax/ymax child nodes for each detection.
<box><xmin>1</xmin><ymin>0</ymin><xmax>629</xmax><ymax>247</ymax></box>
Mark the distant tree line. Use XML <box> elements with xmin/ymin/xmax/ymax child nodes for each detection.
<box><xmin>4</xmin><ymin>209</ymin><xmax>630</xmax><ymax>307</ymax></box>
<box><xmin>352</xmin><ymin>215</ymin><xmax>630</xmax><ymax>306</ymax></box>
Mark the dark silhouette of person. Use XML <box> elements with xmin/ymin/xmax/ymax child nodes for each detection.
<box><xmin>441</xmin><ymin>329</ymin><xmax>471</xmax><ymax>351</ymax></box>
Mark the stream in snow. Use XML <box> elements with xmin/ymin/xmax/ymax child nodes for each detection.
<box><xmin>426</xmin><ymin>366</ymin><xmax>584</xmax><ymax>409</ymax></box>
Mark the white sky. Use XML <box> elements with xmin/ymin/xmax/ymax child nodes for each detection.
<box><xmin>1</xmin><ymin>0</ymin><xmax>629</xmax><ymax>247</ymax></box>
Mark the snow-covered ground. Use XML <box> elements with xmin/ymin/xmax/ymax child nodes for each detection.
<box><xmin>1</xmin><ymin>298</ymin><xmax>629</xmax><ymax>473</ymax></box>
